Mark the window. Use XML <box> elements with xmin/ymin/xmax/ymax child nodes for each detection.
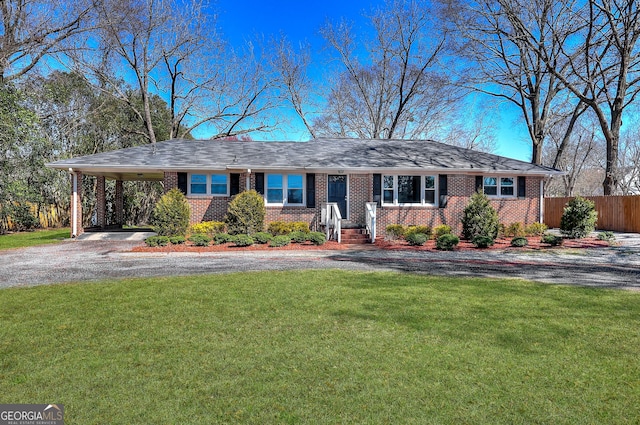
<box><xmin>266</xmin><ymin>174</ymin><xmax>305</xmax><ymax>205</ymax></box>
<box><xmin>398</xmin><ymin>176</ymin><xmax>421</xmax><ymax>203</ymax></box>
<box><xmin>483</xmin><ymin>176</ymin><xmax>515</xmax><ymax>197</ymax></box>
<box><xmin>383</xmin><ymin>176</ymin><xmax>394</xmax><ymax>204</ymax></box>
<box><xmin>382</xmin><ymin>175</ymin><xmax>437</xmax><ymax>205</ymax></box>
<box><xmin>500</xmin><ymin>177</ymin><xmax>514</xmax><ymax>196</ymax></box>
<box><xmin>211</xmin><ymin>174</ymin><xmax>228</xmax><ymax>195</ymax></box>
<box><xmin>483</xmin><ymin>177</ymin><xmax>497</xmax><ymax>196</ymax></box>
<box><xmin>267</xmin><ymin>174</ymin><xmax>283</xmax><ymax>203</ymax></box>
<box><xmin>287</xmin><ymin>174</ymin><xmax>304</xmax><ymax>204</ymax></box>
<box><xmin>190</xmin><ymin>174</ymin><xmax>207</xmax><ymax>194</ymax></box>
<box><xmin>425</xmin><ymin>176</ymin><xmax>436</xmax><ymax>204</ymax></box>
<box><xmin>189</xmin><ymin>173</ymin><xmax>228</xmax><ymax>196</ymax></box>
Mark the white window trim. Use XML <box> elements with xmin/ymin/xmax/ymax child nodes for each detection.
<box><xmin>381</xmin><ymin>175</ymin><xmax>438</xmax><ymax>207</ymax></box>
<box><xmin>483</xmin><ymin>176</ymin><xmax>516</xmax><ymax>198</ymax></box>
<box><xmin>265</xmin><ymin>173</ymin><xmax>306</xmax><ymax>206</ymax></box>
<box><xmin>187</xmin><ymin>173</ymin><xmax>230</xmax><ymax>197</ymax></box>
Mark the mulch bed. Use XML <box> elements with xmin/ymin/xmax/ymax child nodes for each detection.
<box><xmin>132</xmin><ymin>236</ymin><xmax>611</xmax><ymax>253</ymax></box>
<box><xmin>131</xmin><ymin>240</ymin><xmax>349</xmax><ymax>253</ymax></box>
<box><xmin>375</xmin><ymin>236</ymin><xmax>611</xmax><ymax>251</ymax></box>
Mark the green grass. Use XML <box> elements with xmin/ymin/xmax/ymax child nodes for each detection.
<box><xmin>1</xmin><ymin>270</ymin><xmax>639</xmax><ymax>424</ymax></box>
<box><xmin>0</xmin><ymin>228</ymin><xmax>69</xmax><ymax>250</ymax></box>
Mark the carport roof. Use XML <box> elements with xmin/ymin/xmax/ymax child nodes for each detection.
<box><xmin>46</xmin><ymin>137</ymin><xmax>562</xmax><ymax>176</ymax></box>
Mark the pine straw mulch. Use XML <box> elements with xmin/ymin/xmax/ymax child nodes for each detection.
<box><xmin>132</xmin><ymin>236</ymin><xmax>611</xmax><ymax>253</ymax></box>
<box><xmin>131</xmin><ymin>240</ymin><xmax>349</xmax><ymax>253</ymax></box>
<box><xmin>375</xmin><ymin>236</ymin><xmax>611</xmax><ymax>251</ymax></box>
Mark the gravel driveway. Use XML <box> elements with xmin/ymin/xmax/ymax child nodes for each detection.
<box><xmin>1</xmin><ymin>239</ymin><xmax>639</xmax><ymax>290</ymax></box>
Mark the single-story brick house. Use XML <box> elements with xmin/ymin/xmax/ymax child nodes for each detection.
<box><xmin>47</xmin><ymin>138</ymin><xmax>561</xmax><ymax>241</ymax></box>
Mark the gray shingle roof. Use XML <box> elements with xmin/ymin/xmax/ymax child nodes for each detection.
<box><xmin>46</xmin><ymin>138</ymin><xmax>562</xmax><ymax>176</ymax></box>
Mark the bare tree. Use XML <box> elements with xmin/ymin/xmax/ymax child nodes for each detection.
<box><xmin>543</xmin><ymin>111</ymin><xmax>603</xmax><ymax>196</ymax></box>
<box><xmin>0</xmin><ymin>0</ymin><xmax>91</xmax><ymax>82</ymax></box>
<box><xmin>511</xmin><ymin>0</ymin><xmax>640</xmax><ymax>194</ymax></box>
<box><xmin>270</xmin><ymin>36</ymin><xmax>317</xmax><ymax>138</ymax></box>
<box><xmin>71</xmin><ymin>0</ymin><xmax>279</xmax><ymax>144</ymax></box>
<box><xmin>448</xmin><ymin>0</ymin><xmax>585</xmax><ymax>164</ymax></box>
<box><xmin>617</xmin><ymin>125</ymin><xmax>640</xmax><ymax>195</ymax></box>
<box><xmin>314</xmin><ymin>0</ymin><xmax>460</xmax><ymax>140</ymax></box>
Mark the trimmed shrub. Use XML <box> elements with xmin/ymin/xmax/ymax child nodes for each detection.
<box><xmin>525</xmin><ymin>222</ymin><xmax>548</xmax><ymax>236</ymax></box>
<box><xmin>169</xmin><ymin>236</ymin><xmax>186</xmax><ymax>245</ymax></box>
<box><xmin>189</xmin><ymin>234</ymin><xmax>211</xmax><ymax>247</ymax></box>
<box><xmin>307</xmin><ymin>232</ymin><xmax>326</xmax><ymax>246</ymax></box>
<box><xmin>267</xmin><ymin>221</ymin><xmax>293</xmax><ymax>236</ymax></box>
<box><xmin>252</xmin><ymin>232</ymin><xmax>273</xmax><ymax>244</ymax></box>
<box><xmin>233</xmin><ymin>234</ymin><xmax>254</xmax><ymax>247</ymax></box>
<box><xmin>405</xmin><ymin>225</ymin><xmax>432</xmax><ymax>239</ymax></box>
<box><xmin>472</xmin><ymin>235</ymin><xmax>494</xmax><ymax>248</ymax></box>
<box><xmin>225</xmin><ymin>190</ymin><xmax>266</xmax><ymax>235</ymax></box>
<box><xmin>433</xmin><ymin>224</ymin><xmax>452</xmax><ymax>239</ymax></box>
<box><xmin>289</xmin><ymin>231</ymin><xmax>308</xmax><ymax>244</ymax></box>
<box><xmin>406</xmin><ymin>232</ymin><xmax>428</xmax><ymax>246</ymax></box>
<box><xmin>269</xmin><ymin>235</ymin><xmax>291</xmax><ymax>247</ymax></box>
<box><xmin>503</xmin><ymin>222</ymin><xmax>525</xmax><ymax>237</ymax></box>
<box><xmin>145</xmin><ymin>236</ymin><xmax>170</xmax><ymax>247</ymax></box>
<box><xmin>290</xmin><ymin>221</ymin><xmax>311</xmax><ymax>233</ymax></box>
<box><xmin>436</xmin><ymin>233</ymin><xmax>459</xmax><ymax>250</ymax></box>
<box><xmin>560</xmin><ymin>196</ymin><xmax>598</xmax><ymax>238</ymax></box>
<box><xmin>214</xmin><ymin>233</ymin><xmax>234</xmax><ymax>245</ymax></box>
<box><xmin>511</xmin><ymin>236</ymin><xmax>529</xmax><ymax>247</ymax></box>
<box><xmin>385</xmin><ymin>224</ymin><xmax>406</xmax><ymax>240</ymax></box>
<box><xmin>151</xmin><ymin>188</ymin><xmax>190</xmax><ymax>237</ymax></box>
<box><xmin>541</xmin><ymin>234</ymin><xmax>563</xmax><ymax>246</ymax></box>
<box><xmin>461</xmin><ymin>191</ymin><xmax>499</xmax><ymax>241</ymax></box>
<box><xmin>597</xmin><ymin>231</ymin><xmax>615</xmax><ymax>242</ymax></box>
<box><xmin>190</xmin><ymin>221</ymin><xmax>225</xmax><ymax>236</ymax></box>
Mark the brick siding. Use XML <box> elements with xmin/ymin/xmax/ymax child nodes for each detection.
<box><xmin>377</xmin><ymin>175</ymin><xmax>542</xmax><ymax>235</ymax></box>
<box><xmin>164</xmin><ymin>171</ymin><xmax>543</xmax><ymax>236</ymax></box>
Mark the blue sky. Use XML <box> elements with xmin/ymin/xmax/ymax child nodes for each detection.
<box><xmin>214</xmin><ymin>0</ymin><xmax>532</xmax><ymax>162</ymax></box>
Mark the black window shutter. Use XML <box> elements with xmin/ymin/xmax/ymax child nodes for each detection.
<box><xmin>255</xmin><ymin>173</ymin><xmax>264</xmax><ymax>195</ymax></box>
<box><xmin>518</xmin><ymin>176</ymin><xmax>526</xmax><ymax>198</ymax></box>
<box><xmin>177</xmin><ymin>172</ymin><xmax>187</xmax><ymax>195</ymax></box>
<box><xmin>373</xmin><ymin>174</ymin><xmax>382</xmax><ymax>207</ymax></box>
<box><xmin>230</xmin><ymin>173</ymin><xmax>240</xmax><ymax>196</ymax></box>
<box><xmin>306</xmin><ymin>173</ymin><xmax>316</xmax><ymax>208</ymax></box>
<box><xmin>475</xmin><ymin>176</ymin><xmax>483</xmax><ymax>193</ymax></box>
<box><xmin>438</xmin><ymin>174</ymin><xmax>448</xmax><ymax>208</ymax></box>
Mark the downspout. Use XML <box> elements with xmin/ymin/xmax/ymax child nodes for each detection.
<box><xmin>70</xmin><ymin>168</ymin><xmax>78</xmax><ymax>238</ymax></box>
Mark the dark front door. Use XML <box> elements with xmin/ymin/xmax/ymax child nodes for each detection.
<box><xmin>328</xmin><ymin>175</ymin><xmax>348</xmax><ymax>219</ymax></box>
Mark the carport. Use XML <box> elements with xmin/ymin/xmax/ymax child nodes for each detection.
<box><xmin>66</xmin><ymin>169</ymin><xmax>163</xmax><ymax>238</ymax></box>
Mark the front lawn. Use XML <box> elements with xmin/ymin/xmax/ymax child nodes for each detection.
<box><xmin>1</xmin><ymin>270</ymin><xmax>638</xmax><ymax>424</ymax></box>
<box><xmin>0</xmin><ymin>228</ymin><xmax>69</xmax><ymax>250</ymax></box>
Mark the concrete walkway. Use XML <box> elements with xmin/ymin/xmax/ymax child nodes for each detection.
<box><xmin>1</xmin><ymin>234</ymin><xmax>639</xmax><ymax>290</ymax></box>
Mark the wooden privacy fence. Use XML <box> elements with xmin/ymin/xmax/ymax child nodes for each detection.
<box><xmin>0</xmin><ymin>203</ymin><xmax>67</xmax><ymax>231</ymax></box>
<box><xmin>544</xmin><ymin>195</ymin><xmax>640</xmax><ymax>233</ymax></box>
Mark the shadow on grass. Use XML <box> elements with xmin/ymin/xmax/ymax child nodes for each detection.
<box><xmin>325</xmin><ymin>250</ymin><xmax>640</xmax><ymax>290</ymax></box>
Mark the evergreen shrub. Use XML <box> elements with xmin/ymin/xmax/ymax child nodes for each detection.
<box><xmin>461</xmin><ymin>191</ymin><xmax>499</xmax><ymax>241</ymax></box>
<box><xmin>151</xmin><ymin>189</ymin><xmax>190</xmax><ymax>237</ymax></box>
<box><xmin>225</xmin><ymin>190</ymin><xmax>265</xmax><ymax>235</ymax></box>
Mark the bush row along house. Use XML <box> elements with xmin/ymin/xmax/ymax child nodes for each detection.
<box><xmin>47</xmin><ymin>138</ymin><xmax>562</xmax><ymax>240</ymax></box>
